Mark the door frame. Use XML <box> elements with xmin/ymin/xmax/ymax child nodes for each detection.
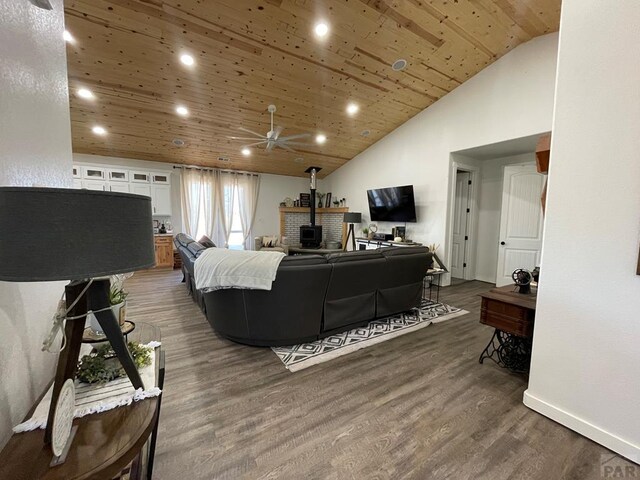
<box><xmin>445</xmin><ymin>159</ymin><xmax>480</xmax><ymax>282</ymax></box>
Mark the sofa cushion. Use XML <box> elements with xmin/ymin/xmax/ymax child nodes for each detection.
<box><xmin>281</xmin><ymin>254</ymin><xmax>327</xmax><ymax>266</ymax></box>
<box><xmin>175</xmin><ymin>232</ymin><xmax>195</xmax><ymax>247</ymax></box>
<box><xmin>262</xmin><ymin>235</ymin><xmax>280</xmax><ymax>248</ymax></box>
<box><xmin>198</xmin><ymin>235</ymin><xmax>216</xmax><ymax>248</ymax></box>
<box><xmin>187</xmin><ymin>242</ymin><xmax>206</xmax><ymax>257</ymax></box>
<box><xmin>324</xmin><ymin>250</ymin><xmax>384</xmax><ymax>264</ymax></box>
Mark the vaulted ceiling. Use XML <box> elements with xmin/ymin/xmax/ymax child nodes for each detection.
<box><xmin>65</xmin><ymin>0</ymin><xmax>561</xmax><ymax>178</ymax></box>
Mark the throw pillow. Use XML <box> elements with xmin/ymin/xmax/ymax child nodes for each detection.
<box><xmin>198</xmin><ymin>235</ymin><xmax>216</xmax><ymax>248</ymax></box>
<box><xmin>262</xmin><ymin>235</ymin><xmax>279</xmax><ymax>248</ymax></box>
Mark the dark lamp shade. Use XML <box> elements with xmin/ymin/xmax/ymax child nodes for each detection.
<box><xmin>343</xmin><ymin>212</ymin><xmax>362</xmax><ymax>223</ymax></box>
<box><xmin>0</xmin><ymin>187</ymin><xmax>155</xmax><ymax>281</ymax></box>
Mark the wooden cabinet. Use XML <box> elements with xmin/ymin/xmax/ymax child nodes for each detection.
<box><xmin>154</xmin><ymin>235</ymin><xmax>174</xmax><ymax>268</ymax></box>
<box><xmin>479</xmin><ymin>285</ymin><xmax>536</xmax><ymax>337</ymax></box>
<box><xmin>151</xmin><ymin>184</ymin><xmax>172</xmax><ymax>215</ymax></box>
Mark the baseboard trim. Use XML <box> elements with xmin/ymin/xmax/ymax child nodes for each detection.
<box><xmin>523</xmin><ymin>389</ymin><xmax>640</xmax><ymax>463</ymax></box>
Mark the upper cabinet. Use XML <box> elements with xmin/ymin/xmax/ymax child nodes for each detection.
<box><xmin>73</xmin><ymin>163</ymin><xmax>172</xmax><ymax>216</ymax></box>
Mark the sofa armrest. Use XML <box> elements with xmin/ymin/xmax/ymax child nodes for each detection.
<box><xmin>254</xmin><ymin>236</ymin><xmax>263</xmax><ymax>251</ymax></box>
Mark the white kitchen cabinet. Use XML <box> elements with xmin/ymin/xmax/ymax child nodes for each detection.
<box><xmin>82</xmin><ymin>180</ymin><xmax>106</xmax><ymax>191</ymax></box>
<box><xmin>130</xmin><ymin>171</ymin><xmax>150</xmax><ymax>183</ymax></box>
<box><xmin>82</xmin><ymin>166</ymin><xmax>106</xmax><ymax>180</ymax></box>
<box><xmin>151</xmin><ymin>184</ymin><xmax>172</xmax><ymax>215</ymax></box>
<box><xmin>109</xmin><ymin>183</ymin><xmax>130</xmax><ymax>193</ymax></box>
<box><xmin>72</xmin><ymin>165</ymin><xmax>81</xmax><ymax>179</ymax></box>
<box><xmin>108</xmin><ymin>169</ymin><xmax>129</xmax><ymax>182</ymax></box>
<box><xmin>151</xmin><ymin>173</ymin><xmax>170</xmax><ymax>184</ymax></box>
<box><xmin>130</xmin><ymin>183</ymin><xmax>152</xmax><ymax>197</ymax></box>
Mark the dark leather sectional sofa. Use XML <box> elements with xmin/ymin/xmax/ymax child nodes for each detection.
<box><xmin>174</xmin><ymin>233</ymin><xmax>431</xmax><ymax>347</ymax></box>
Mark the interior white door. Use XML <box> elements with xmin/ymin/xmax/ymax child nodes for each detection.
<box><xmin>451</xmin><ymin>170</ymin><xmax>471</xmax><ymax>278</ymax></box>
<box><xmin>496</xmin><ymin>164</ymin><xmax>545</xmax><ymax>287</ymax></box>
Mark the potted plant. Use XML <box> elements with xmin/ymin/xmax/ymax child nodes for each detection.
<box><xmin>77</xmin><ymin>341</ymin><xmax>152</xmax><ymax>384</ymax></box>
<box><xmin>362</xmin><ymin>227</ymin><xmax>369</xmax><ymax>239</ymax></box>
<box><xmin>89</xmin><ymin>273</ymin><xmax>131</xmax><ymax>333</ymax></box>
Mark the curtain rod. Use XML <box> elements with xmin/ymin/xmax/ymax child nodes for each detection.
<box><xmin>173</xmin><ymin>165</ymin><xmax>259</xmax><ymax>177</ymax></box>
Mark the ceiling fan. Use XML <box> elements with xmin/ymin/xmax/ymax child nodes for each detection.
<box><xmin>228</xmin><ymin>105</ymin><xmax>313</xmax><ymax>153</ymax></box>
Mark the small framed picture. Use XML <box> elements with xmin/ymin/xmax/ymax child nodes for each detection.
<box><xmin>325</xmin><ymin>192</ymin><xmax>332</xmax><ymax>209</ymax></box>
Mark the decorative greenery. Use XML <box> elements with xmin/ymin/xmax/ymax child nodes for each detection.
<box><xmin>362</xmin><ymin>227</ymin><xmax>369</xmax><ymax>237</ymax></box>
<box><xmin>77</xmin><ymin>341</ymin><xmax>152</xmax><ymax>384</ymax></box>
<box><xmin>109</xmin><ymin>285</ymin><xmax>128</xmax><ymax>305</ymax></box>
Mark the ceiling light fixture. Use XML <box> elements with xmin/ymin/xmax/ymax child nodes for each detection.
<box><xmin>241</xmin><ymin>147</ymin><xmax>251</xmax><ymax>156</ymax></box>
<box><xmin>77</xmin><ymin>88</ymin><xmax>94</xmax><ymax>99</ymax></box>
<box><xmin>175</xmin><ymin>105</ymin><xmax>189</xmax><ymax>116</ymax></box>
<box><xmin>315</xmin><ymin>134</ymin><xmax>327</xmax><ymax>145</ymax></box>
<box><xmin>63</xmin><ymin>30</ymin><xmax>74</xmax><ymax>43</ymax></box>
<box><xmin>314</xmin><ymin>22</ymin><xmax>329</xmax><ymax>38</ymax></box>
<box><xmin>391</xmin><ymin>59</ymin><xmax>408</xmax><ymax>71</ymax></box>
<box><xmin>361</xmin><ymin>129</ymin><xmax>371</xmax><ymax>137</ymax></box>
<box><xmin>180</xmin><ymin>54</ymin><xmax>195</xmax><ymax>66</ymax></box>
<box><xmin>346</xmin><ymin>103</ymin><xmax>359</xmax><ymax>116</ymax></box>
<box><xmin>92</xmin><ymin>126</ymin><xmax>107</xmax><ymax>136</ymax></box>
<box><xmin>172</xmin><ymin>139</ymin><xmax>185</xmax><ymax>147</ymax></box>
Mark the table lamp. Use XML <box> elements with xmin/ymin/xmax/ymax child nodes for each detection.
<box><xmin>343</xmin><ymin>212</ymin><xmax>362</xmax><ymax>251</ymax></box>
<box><xmin>0</xmin><ymin>187</ymin><xmax>155</xmax><ymax>454</ymax></box>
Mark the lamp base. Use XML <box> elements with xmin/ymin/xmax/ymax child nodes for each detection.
<box><xmin>44</xmin><ymin>279</ymin><xmax>144</xmax><ymax>448</ymax></box>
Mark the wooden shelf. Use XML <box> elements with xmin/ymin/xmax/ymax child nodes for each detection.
<box><xmin>279</xmin><ymin>207</ymin><xmax>349</xmax><ymax>213</ymax></box>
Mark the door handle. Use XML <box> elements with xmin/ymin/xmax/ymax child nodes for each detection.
<box><xmin>500</xmin><ymin>241</ymin><xmax>506</xmax><ymax>245</ymax></box>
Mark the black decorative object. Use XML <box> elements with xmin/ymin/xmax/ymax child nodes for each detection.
<box><xmin>326</xmin><ymin>192</ymin><xmax>332</xmax><ymax>209</ymax></box>
<box><xmin>0</xmin><ymin>187</ymin><xmax>155</xmax><ymax>450</ymax></box>
<box><xmin>479</xmin><ymin>330</ymin><xmax>532</xmax><ymax>373</ymax></box>
<box><xmin>512</xmin><ymin>268</ymin><xmax>533</xmax><ymax>294</ymax></box>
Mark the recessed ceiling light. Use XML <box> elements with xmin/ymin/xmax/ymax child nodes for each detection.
<box><xmin>180</xmin><ymin>54</ymin><xmax>195</xmax><ymax>66</ymax></box>
<box><xmin>346</xmin><ymin>103</ymin><xmax>359</xmax><ymax>116</ymax></box>
<box><xmin>314</xmin><ymin>22</ymin><xmax>329</xmax><ymax>38</ymax></box>
<box><xmin>294</xmin><ymin>157</ymin><xmax>304</xmax><ymax>163</ymax></box>
<box><xmin>63</xmin><ymin>30</ymin><xmax>74</xmax><ymax>43</ymax></box>
<box><xmin>175</xmin><ymin>105</ymin><xmax>189</xmax><ymax>116</ymax></box>
<box><xmin>92</xmin><ymin>126</ymin><xmax>107</xmax><ymax>136</ymax></box>
<box><xmin>241</xmin><ymin>147</ymin><xmax>251</xmax><ymax>156</ymax></box>
<box><xmin>361</xmin><ymin>129</ymin><xmax>371</xmax><ymax>137</ymax></box>
<box><xmin>77</xmin><ymin>88</ymin><xmax>94</xmax><ymax>99</ymax></box>
<box><xmin>172</xmin><ymin>138</ymin><xmax>185</xmax><ymax>146</ymax></box>
<box><xmin>315</xmin><ymin>134</ymin><xmax>327</xmax><ymax>144</ymax></box>
<box><xmin>391</xmin><ymin>59</ymin><xmax>408</xmax><ymax>71</ymax></box>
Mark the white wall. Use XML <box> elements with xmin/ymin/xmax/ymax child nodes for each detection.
<box><xmin>253</xmin><ymin>173</ymin><xmax>322</xmax><ymax>240</ymax></box>
<box><xmin>475</xmin><ymin>153</ymin><xmax>535</xmax><ymax>283</ymax></box>
<box><xmin>524</xmin><ymin>0</ymin><xmax>640</xmax><ymax>462</ymax></box>
<box><xmin>73</xmin><ymin>153</ymin><xmax>183</xmax><ymax>232</ymax></box>
<box><xmin>325</xmin><ymin>33</ymin><xmax>558</xmax><ymax>276</ymax></box>
<box><xmin>0</xmin><ymin>0</ymin><xmax>72</xmax><ymax>449</ymax></box>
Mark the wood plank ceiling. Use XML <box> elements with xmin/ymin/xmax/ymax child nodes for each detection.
<box><xmin>64</xmin><ymin>0</ymin><xmax>561</xmax><ymax>178</ymax></box>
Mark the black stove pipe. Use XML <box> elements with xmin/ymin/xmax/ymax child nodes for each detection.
<box><xmin>306</xmin><ymin>166</ymin><xmax>321</xmax><ymax>226</ymax></box>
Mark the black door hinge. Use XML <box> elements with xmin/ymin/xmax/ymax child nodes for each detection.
<box><xmin>465</xmin><ymin>235</ymin><xmax>469</xmax><ymax>240</ymax></box>
<box><xmin>463</xmin><ymin>263</ymin><xmax>467</xmax><ymax>268</ymax></box>
<box><xmin>466</xmin><ymin>208</ymin><xmax>470</xmax><ymax>213</ymax></box>
<box><xmin>468</xmin><ymin>180</ymin><xmax>472</xmax><ymax>185</ymax></box>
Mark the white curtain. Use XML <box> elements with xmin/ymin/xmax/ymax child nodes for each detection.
<box><xmin>237</xmin><ymin>173</ymin><xmax>261</xmax><ymax>249</ymax></box>
<box><xmin>180</xmin><ymin>167</ymin><xmax>261</xmax><ymax>248</ymax></box>
<box><xmin>180</xmin><ymin>168</ymin><xmax>203</xmax><ymax>238</ymax></box>
<box><xmin>180</xmin><ymin>167</ymin><xmax>221</xmax><ymax>241</ymax></box>
<box><xmin>218</xmin><ymin>172</ymin><xmax>236</xmax><ymax>248</ymax></box>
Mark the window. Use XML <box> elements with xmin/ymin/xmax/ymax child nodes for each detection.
<box><xmin>226</xmin><ymin>187</ymin><xmax>244</xmax><ymax>250</ymax></box>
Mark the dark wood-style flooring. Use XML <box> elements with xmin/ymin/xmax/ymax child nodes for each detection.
<box><xmin>125</xmin><ymin>269</ymin><xmax>624</xmax><ymax>480</ymax></box>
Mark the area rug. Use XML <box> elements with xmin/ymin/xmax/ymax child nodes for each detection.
<box><xmin>272</xmin><ymin>300</ymin><xmax>467</xmax><ymax>372</ymax></box>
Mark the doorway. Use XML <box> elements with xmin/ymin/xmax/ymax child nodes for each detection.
<box><xmin>451</xmin><ymin>169</ymin><xmax>473</xmax><ymax>281</ymax></box>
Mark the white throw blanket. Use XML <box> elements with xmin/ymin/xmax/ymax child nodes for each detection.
<box><xmin>195</xmin><ymin>248</ymin><xmax>286</xmax><ymax>291</ymax></box>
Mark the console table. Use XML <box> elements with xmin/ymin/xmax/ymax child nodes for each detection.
<box><xmin>356</xmin><ymin>238</ymin><xmax>422</xmax><ymax>250</ymax></box>
<box><xmin>478</xmin><ymin>285</ymin><xmax>536</xmax><ymax>373</ymax></box>
<box><xmin>0</xmin><ymin>327</ymin><xmax>164</xmax><ymax>480</ymax></box>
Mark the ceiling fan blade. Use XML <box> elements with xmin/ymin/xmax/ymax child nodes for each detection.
<box><xmin>277</xmin><ymin>132</ymin><xmax>311</xmax><ymax>142</ymax></box>
<box><xmin>278</xmin><ymin>144</ymin><xmax>297</xmax><ymax>152</ymax></box>
<box><xmin>273</xmin><ymin>125</ymin><xmax>284</xmax><ymax>140</ymax></box>
<box><xmin>242</xmin><ymin>140</ymin><xmax>268</xmax><ymax>147</ymax></box>
<box><xmin>280</xmin><ymin>141</ymin><xmax>313</xmax><ymax>147</ymax></box>
<box><xmin>238</xmin><ymin>126</ymin><xmax>265</xmax><ymax>138</ymax></box>
<box><xmin>265</xmin><ymin>140</ymin><xmax>275</xmax><ymax>152</ymax></box>
<box><xmin>228</xmin><ymin>136</ymin><xmax>267</xmax><ymax>141</ymax></box>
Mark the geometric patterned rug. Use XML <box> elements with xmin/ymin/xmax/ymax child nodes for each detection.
<box><xmin>272</xmin><ymin>300</ymin><xmax>468</xmax><ymax>372</ymax></box>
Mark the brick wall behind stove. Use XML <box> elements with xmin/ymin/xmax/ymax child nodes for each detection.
<box><xmin>284</xmin><ymin>212</ymin><xmax>343</xmax><ymax>244</ymax></box>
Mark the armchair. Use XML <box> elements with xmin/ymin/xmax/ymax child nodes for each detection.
<box><xmin>255</xmin><ymin>235</ymin><xmax>289</xmax><ymax>255</ymax></box>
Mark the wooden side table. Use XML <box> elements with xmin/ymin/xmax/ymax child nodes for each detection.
<box><xmin>478</xmin><ymin>285</ymin><xmax>536</xmax><ymax>373</ymax></box>
<box><xmin>0</xmin><ymin>328</ymin><xmax>164</xmax><ymax>480</ymax></box>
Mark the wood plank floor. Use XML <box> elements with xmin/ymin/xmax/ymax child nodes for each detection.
<box><xmin>125</xmin><ymin>269</ymin><xmax>627</xmax><ymax>480</ymax></box>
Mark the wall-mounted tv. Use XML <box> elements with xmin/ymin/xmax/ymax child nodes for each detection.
<box><xmin>367</xmin><ymin>185</ymin><xmax>417</xmax><ymax>223</ymax></box>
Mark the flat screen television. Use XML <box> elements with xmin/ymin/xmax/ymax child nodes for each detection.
<box><xmin>367</xmin><ymin>185</ymin><xmax>417</xmax><ymax>223</ymax></box>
